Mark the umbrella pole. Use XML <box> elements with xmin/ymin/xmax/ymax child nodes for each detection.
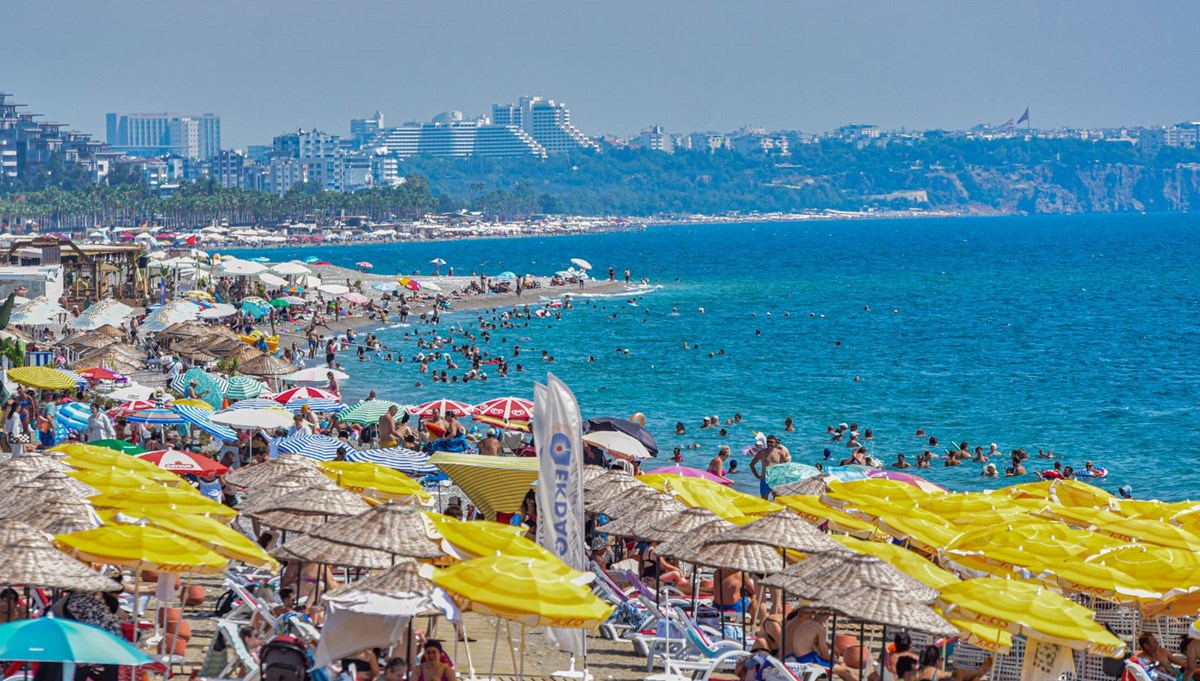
<box><xmin>488</xmin><ymin>618</ymin><xmax>500</xmax><ymax>680</ymax></box>
<box><xmin>406</xmin><ymin>616</ymin><xmax>413</xmax><ymax>681</ymax></box>
<box><xmin>519</xmin><ymin>624</ymin><xmax>526</xmax><ymax>681</ymax></box>
<box><xmin>505</xmin><ymin>619</ymin><xmax>518</xmax><ymax>673</ymax></box>
<box><xmin>858</xmin><ymin>620</ymin><xmax>866</xmax><ymax>681</ymax></box>
<box><xmin>780</xmin><ymin>549</ymin><xmax>787</xmax><ymax>662</ymax></box>
<box><xmin>829</xmin><ymin>613</ymin><xmax>837</xmax><ymax>681</ymax></box>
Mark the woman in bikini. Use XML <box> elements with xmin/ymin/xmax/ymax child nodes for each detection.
<box><xmin>414</xmin><ymin>640</ymin><xmax>457</xmax><ymax>681</ymax></box>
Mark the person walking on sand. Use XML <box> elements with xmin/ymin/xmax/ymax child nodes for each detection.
<box><xmin>750</xmin><ymin>434</ymin><xmax>790</xmax><ymax>499</ymax></box>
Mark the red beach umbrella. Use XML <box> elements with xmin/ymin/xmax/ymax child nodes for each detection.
<box><xmin>138</xmin><ymin>449</ymin><xmax>228</xmax><ymax>475</ymax></box>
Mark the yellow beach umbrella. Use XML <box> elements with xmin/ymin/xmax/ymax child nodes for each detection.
<box><xmin>89</xmin><ymin>486</ymin><xmax>237</xmax><ymax>519</ymax></box>
<box><xmin>938</xmin><ymin>578</ymin><xmax>1126</xmax><ymax>657</ymax></box>
<box><xmin>825</xmin><ymin>478</ymin><xmax>934</xmax><ymax>508</ymax></box>
<box><xmin>7</xmin><ymin>366</ymin><xmax>77</xmax><ymax>390</ymax></box>
<box><xmin>423</xmin><ymin>512</ymin><xmax>554</xmax><ymax>562</ymax></box>
<box><xmin>946</xmin><ymin>518</ymin><xmax>1118</xmax><ymax>571</ymax></box>
<box><xmin>172</xmin><ymin>398</ymin><xmax>213</xmax><ymax>411</ymax></box>
<box><xmin>64</xmin><ymin>457</ymin><xmax>182</xmax><ymax>485</ymax></box>
<box><xmin>318</xmin><ymin>461</ymin><xmax>431</xmax><ymax>502</ymax></box>
<box><xmin>429</xmin><ymin>452</ymin><xmax>537</xmax><ymax>520</ymax></box>
<box><xmin>775</xmin><ymin>494</ymin><xmax>884</xmax><ymax>539</ymax></box>
<box><xmin>429</xmin><ymin>556</ymin><xmax>612</xmax><ymax>628</ymax></box>
<box><xmin>830</xmin><ymin>534</ymin><xmax>960</xmax><ymax>590</ymax></box>
<box><xmin>868</xmin><ymin>505</ymin><xmax>963</xmax><ymax>553</ymax></box>
<box><xmin>56</xmin><ymin>524</ymin><xmax>229</xmax><ymax>573</ymax></box>
<box><xmin>1039</xmin><ymin>561</ymin><xmax>1162</xmax><ymax>605</ymax></box>
<box><xmin>1084</xmin><ymin>544</ymin><xmax>1200</xmax><ymax>594</ymax></box>
<box><xmin>68</xmin><ymin>469</ymin><xmax>158</xmax><ymax>492</ymax></box>
<box><xmin>640</xmin><ymin>474</ymin><xmax>781</xmax><ymax>521</ymax></box>
<box><xmin>103</xmin><ymin>509</ymin><xmax>276</xmax><ymax>569</ymax></box>
<box><xmin>1116</xmin><ymin>499</ymin><xmax>1199</xmax><ymax>522</ymax></box>
<box><xmin>936</xmin><ymin>608</ymin><xmax>1013</xmax><ymax>653</ymax></box>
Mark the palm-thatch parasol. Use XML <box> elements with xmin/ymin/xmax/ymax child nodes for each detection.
<box><xmin>806</xmin><ymin>585</ymin><xmax>958</xmax><ymax>636</ymax></box>
<box><xmin>637</xmin><ymin>506</ymin><xmax>721</xmax><ymax>544</ymax></box>
<box><xmin>0</xmin><ymin>520</ymin><xmax>121</xmax><ymax>591</ymax></box>
<box><xmin>248</xmin><ymin>485</ymin><xmax>371</xmax><ymax>517</ymax></box>
<box><xmin>240</xmin><ymin>353</ymin><xmax>297</xmax><ymax>378</ymax></box>
<box><xmin>586</xmin><ymin>483</ymin><xmax>658</xmax><ymax>516</ymax></box>
<box><xmin>71</xmin><ymin>352</ymin><xmax>144</xmax><ymax>374</ymax></box>
<box><xmin>309</xmin><ymin>504</ymin><xmax>444</xmax><ymax>559</ymax></box>
<box><xmin>657</xmin><ymin>517</ymin><xmax>738</xmax><ymax>558</ymax></box>
<box><xmin>12</xmin><ymin>496</ymin><xmax>102</xmax><ymax>535</ymax></box>
<box><xmin>582</xmin><ymin>465</ymin><xmax>608</xmax><ymax>484</ymax></box>
<box><xmin>171</xmin><ymin>346</ymin><xmax>218</xmax><ymax>362</ymax></box>
<box><xmin>157</xmin><ymin>321</ymin><xmax>213</xmax><ymax>340</ymax></box>
<box><xmin>238</xmin><ymin>472</ymin><xmax>342</xmax><ymax>515</ymax></box>
<box><xmin>688</xmin><ymin>537</ymin><xmax>787</xmax><ymax>574</ymax></box>
<box><xmin>719</xmin><ymin>512</ymin><xmax>844</xmax><ymax>555</ymax></box>
<box><xmin>761</xmin><ymin>551</ymin><xmax>939</xmax><ymax>604</ymax></box>
<box><xmin>583</xmin><ymin>468</ymin><xmax>639</xmax><ymax>497</ymax></box>
<box><xmin>247</xmin><ymin>509</ymin><xmax>328</xmax><ymax>534</ymax></box>
<box><xmin>26</xmin><ymin>471</ymin><xmax>100</xmax><ymax>498</ymax></box>
<box><xmin>324</xmin><ymin>559</ymin><xmax>431</xmax><ymax>598</ymax></box>
<box><xmin>225</xmin><ymin>454</ymin><xmax>318</xmax><ymax>488</ymax></box>
<box><xmin>272</xmin><ymin>531</ymin><xmax>396</xmax><ymax>569</ymax></box>
<box><xmin>771</xmin><ymin>475</ymin><xmax>833</xmax><ymax>497</ymax></box>
<box><xmin>596</xmin><ymin>494</ymin><xmax>690</xmax><ymax>541</ymax></box>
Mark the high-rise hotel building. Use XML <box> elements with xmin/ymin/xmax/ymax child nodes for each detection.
<box><xmin>105</xmin><ymin>112</ymin><xmax>221</xmax><ymax>160</ymax></box>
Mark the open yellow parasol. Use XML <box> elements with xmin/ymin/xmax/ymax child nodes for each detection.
<box><xmin>68</xmin><ymin>469</ymin><xmax>159</xmax><ymax>492</ymax></box>
<box><xmin>423</xmin><ymin>512</ymin><xmax>553</xmax><ymax>561</ymax></box>
<box><xmin>318</xmin><ymin>461</ymin><xmax>431</xmax><ymax>502</ymax></box>
<box><xmin>830</xmin><ymin>534</ymin><xmax>960</xmax><ymax>590</ymax></box>
<box><xmin>429</xmin><ymin>555</ymin><xmax>612</xmax><ymax>628</ymax></box>
<box><xmin>102</xmin><ymin>509</ymin><xmax>276</xmax><ymax>569</ymax></box>
<box><xmin>639</xmin><ymin>474</ymin><xmax>781</xmax><ymax>521</ymax></box>
<box><xmin>938</xmin><ymin>577</ymin><xmax>1125</xmax><ymax>657</ymax></box>
<box><xmin>7</xmin><ymin>366</ymin><xmax>77</xmax><ymax>390</ymax></box>
<box><xmin>64</xmin><ymin>457</ymin><xmax>182</xmax><ymax>485</ymax></box>
<box><xmin>89</xmin><ymin>486</ymin><xmax>237</xmax><ymax>519</ymax></box>
<box><xmin>771</xmin><ymin>494</ymin><xmax>883</xmax><ymax>539</ymax></box>
<box><xmin>56</xmin><ymin>524</ymin><xmax>230</xmax><ymax>573</ymax></box>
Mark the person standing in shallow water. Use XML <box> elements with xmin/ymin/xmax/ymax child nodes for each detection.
<box><xmin>750</xmin><ymin>434</ymin><xmax>790</xmax><ymax>499</ymax></box>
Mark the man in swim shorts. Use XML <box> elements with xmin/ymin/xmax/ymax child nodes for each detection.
<box><xmin>750</xmin><ymin>435</ymin><xmax>790</xmax><ymax>499</ymax></box>
<box><xmin>788</xmin><ymin>612</ymin><xmax>858</xmax><ymax>681</ymax></box>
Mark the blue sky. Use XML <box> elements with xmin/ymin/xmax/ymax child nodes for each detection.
<box><xmin>5</xmin><ymin>0</ymin><xmax>1197</xmax><ymax>146</ymax></box>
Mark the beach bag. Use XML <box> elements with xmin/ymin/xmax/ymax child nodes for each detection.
<box><xmin>261</xmin><ymin>635</ymin><xmax>309</xmax><ymax>681</ymax></box>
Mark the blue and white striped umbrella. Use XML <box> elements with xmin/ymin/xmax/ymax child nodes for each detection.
<box><xmin>283</xmin><ymin>398</ymin><xmax>342</xmax><ymax>413</ymax></box>
<box><xmin>58</xmin><ymin>369</ymin><xmax>89</xmax><ymax>390</ymax></box>
<box><xmin>224</xmin><ymin>376</ymin><xmax>263</xmax><ymax>400</ymax></box>
<box><xmin>169</xmin><ymin>369</ymin><xmax>226</xmax><ymax>410</ymax></box>
<box><xmin>174</xmin><ymin>404</ymin><xmax>237</xmax><ymax>442</ymax></box>
<box><xmin>226</xmin><ymin>398</ymin><xmax>283</xmax><ymax>410</ymax></box>
<box><xmin>126</xmin><ymin>408</ymin><xmax>185</xmax><ymax>425</ymax></box>
<box><xmin>276</xmin><ymin>433</ymin><xmax>351</xmax><ymax>462</ymax></box>
<box><xmin>346</xmin><ymin>447</ymin><xmax>437</xmax><ymax>476</ymax></box>
<box><xmin>57</xmin><ymin>402</ymin><xmax>91</xmax><ymax>431</ymax></box>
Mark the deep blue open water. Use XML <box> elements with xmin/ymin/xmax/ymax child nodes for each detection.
<box><xmin>231</xmin><ymin>214</ymin><xmax>1200</xmax><ymax>500</ymax></box>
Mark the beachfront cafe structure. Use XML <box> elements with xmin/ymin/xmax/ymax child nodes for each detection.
<box><xmin>2</xmin><ymin>236</ymin><xmax>147</xmax><ymax>305</ymax></box>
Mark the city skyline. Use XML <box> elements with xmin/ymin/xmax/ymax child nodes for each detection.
<box><xmin>6</xmin><ymin>0</ymin><xmax>1200</xmax><ymax>147</ymax></box>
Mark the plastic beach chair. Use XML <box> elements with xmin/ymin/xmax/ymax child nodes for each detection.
<box><xmin>199</xmin><ymin>619</ymin><xmax>258</xmax><ymax>679</ymax></box>
<box><xmin>649</xmin><ymin>606</ymin><xmax>748</xmax><ymax>680</ymax></box>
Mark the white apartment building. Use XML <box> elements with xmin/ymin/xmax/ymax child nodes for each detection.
<box><xmin>106</xmin><ymin>112</ymin><xmax>221</xmax><ymax>160</ymax></box>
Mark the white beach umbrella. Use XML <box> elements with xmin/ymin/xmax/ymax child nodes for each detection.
<box><xmin>317</xmin><ymin>284</ymin><xmax>350</xmax><ymax>295</ymax></box>
<box><xmin>198</xmin><ymin>303</ymin><xmax>238</xmax><ymax>319</ymax></box>
<box><xmin>259</xmin><ymin>272</ymin><xmax>288</xmax><ymax>287</ymax></box>
<box><xmin>219</xmin><ymin>259</ymin><xmax>268</xmax><ymax>276</ymax></box>
<box><xmin>283</xmin><ymin>367</ymin><xmax>348</xmax><ymax>383</ymax></box>
<box><xmin>10</xmin><ymin>297</ymin><xmax>69</xmax><ymax>326</ymax></box>
<box><xmin>570</xmin><ymin>258</ymin><xmax>593</xmax><ymax>270</ymax></box>
<box><xmin>69</xmin><ymin>299</ymin><xmax>135</xmax><ymax>330</ymax></box>
<box><xmin>140</xmin><ymin>300</ymin><xmax>202</xmax><ymax>333</ymax></box>
<box><xmin>271</xmin><ymin>261</ymin><xmax>312</xmax><ymax>275</ymax></box>
<box><xmin>298</xmin><ymin>275</ymin><xmax>323</xmax><ymax>288</ymax></box>
<box><xmin>430</xmin><ymin>258</ymin><xmax>446</xmax><ymax>265</ymax></box>
<box><xmin>583</xmin><ymin>430</ymin><xmax>652</xmax><ymax>460</ymax></box>
<box><xmin>418</xmin><ymin>281</ymin><xmax>441</xmax><ymax>292</ymax></box>
<box><xmin>96</xmin><ymin>381</ymin><xmax>155</xmax><ymax>401</ymax></box>
<box><xmin>210</xmin><ymin>407</ymin><xmax>294</xmax><ymax>430</ymax></box>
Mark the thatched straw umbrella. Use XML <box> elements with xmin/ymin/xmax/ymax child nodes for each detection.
<box><xmin>583</xmin><ymin>468</ymin><xmax>639</xmax><ymax>498</ymax></box>
<box><xmin>596</xmin><ymin>494</ymin><xmax>690</xmax><ymax>541</ymax></box>
<box><xmin>0</xmin><ymin>520</ymin><xmax>121</xmax><ymax>592</ymax></box>
<box><xmin>581</xmin><ymin>465</ymin><xmax>607</xmax><ymax>484</ymax></box>
<box><xmin>240</xmin><ymin>353</ymin><xmax>296</xmax><ymax>378</ymax></box>
<box><xmin>246</xmin><ymin>510</ymin><xmax>328</xmax><ymax>534</ymax></box>
<box><xmin>771</xmin><ymin>475</ymin><xmax>832</xmax><ymax>497</ymax></box>
<box><xmin>225</xmin><ymin>454</ymin><xmax>318</xmax><ymax>488</ymax></box>
<box><xmin>248</xmin><ymin>485</ymin><xmax>370</xmax><ymax>518</ymax></box>
<box><xmin>272</xmin><ymin>532</ymin><xmax>396</xmax><ymax>570</ymax></box>
<box><xmin>657</xmin><ymin>517</ymin><xmax>737</xmax><ymax>558</ymax></box>
<box><xmin>585</xmin><ymin>483</ymin><xmax>658</xmax><ymax>516</ymax></box>
<box><xmin>762</xmin><ymin>551</ymin><xmax>939</xmax><ymax>603</ymax></box>
<box><xmin>637</xmin><ymin>506</ymin><xmax>721</xmax><ymax>544</ymax></box>
<box><xmin>11</xmin><ymin>496</ymin><xmax>102</xmax><ymax>535</ymax></box>
<box><xmin>322</xmin><ymin>560</ymin><xmax>440</xmax><ymax>667</ymax></box>
<box><xmin>309</xmin><ymin>504</ymin><xmax>444</xmax><ymax>559</ymax></box>
<box><xmin>720</xmin><ymin>512</ymin><xmax>844</xmax><ymax>555</ymax></box>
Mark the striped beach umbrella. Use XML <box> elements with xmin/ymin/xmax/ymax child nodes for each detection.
<box><xmin>283</xmin><ymin>398</ymin><xmax>342</xmax><ymax>413</ymax></box>
<box><xmin>339</xmin><ymin>400</ymin><xmax>405</xmax><ymax>425</ymax></box>
<box><xmin>472</xmin><ymin>396</ymin><xmax>533</xmax><ymax>424</ymax></box>
<box><xmin>169</xmin><ymin>369</ymin><xmax>226</xmax><ymax>410</ymax></box>
<box><xmin>138</xmin><ymin>449</ymin><xmax>228</xmax><ymax>475</ymax></box>
<box><xmin>174</xmin><ymin>404</ymin><xmax>237</xmax><ymax>442</ymax></box>
<box><xmin>346</xmin><ymin>447</ymin><xmax>437</xmax><ymax>476</ymax></box>
<box><xmin>273</xmin><ymin>386</ymin><xmax>338</xmax><ymax>404</ymax></box>
<box><xmin>276</xmin><ymin>433</ymin><xmax>352</xmax><ymax>462</ymax></box>
<box><xmin>57</xmin><ymin>402</ymin><xmax>92</xmax><ymax>432</ymax></box>
<box><xmin>108</xmin><ymin>400</ymin><xmax>159</xmax><ymax>418</ymax></box>
<box><xmin>223</xmin><ymin>376</ymin><xmax>263</xmax><ymax>400</ymax></box>
<box><xmin>408</xmin><ymin>399</ymin><xmax>474</xmax><ymax>419</ymax></box>
<box><xmin>225</xmin><ymin>397</ymin><xmax>283</xmax><ymax>410</ymax></box>
<box><xmin>126</xmin><ymin>407</ymin><xmax>185</xmax><ymax>426</ymax></box>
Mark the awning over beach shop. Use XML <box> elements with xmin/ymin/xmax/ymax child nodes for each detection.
<box><xmin>428</xmin><ymin>452</ymin><xmax>537</xmax><ymax>521</ymax></box>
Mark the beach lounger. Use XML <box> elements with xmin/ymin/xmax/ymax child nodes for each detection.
<box><xmin>647</xmin><ymin>606</ymin><xmax>748</xmax><ymax>680</ymax></box>
<box><xmin>225</xmin><ymin>578</ymin><xmax>277</xmax><ymax>631</ymax></box>
<box><xmin>198</xmin><ymin>619</ymin><xmax>258</xmax><ymax>680</ymax></box>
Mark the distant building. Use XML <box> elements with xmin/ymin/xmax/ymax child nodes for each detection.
<box><xmin>637</xmin><ymin>126</ymin><xmax>673</xmax><ymax>153</ymax></box>
<box><xmin>492</xmin><ymin>96</ymin><xmax>598</xmax><ymax>153</ymax></box>
<box><xmin>208</xmin><ymin>150</ymin><xmax>249</xmax><ymax>189</ymax></box>
<box><xmin>371</xmin><ymin>111</ymin><xmax>546</xmax><ymax>159</ymax></box>
<box><xmin>350</xmin><ymin>112</ymin><xmax>385</xmax><ymax>146</ymax></box>
<box><xmin>1164</xmin><ymin>122</ymin><xmax>1200</xmax><ymax>149</ymax></box>
<box><xmin>0</xmin><ymin>92</ymin><xmax>104</xmax><ymax>183</ymax></box>
<box><xmin>688</xmin><ymin>132</ymin><xmax>732</xmax><ymax>153</ymax></box>
<box><xmin>732</xmin><ymin>132</ymin><xmax>790</xmax><ymax>156</ymax></box>
<box><xmin>105</xmin><ymin>112</ymin><xmax>221</xmax><ymax>160</ymax></box>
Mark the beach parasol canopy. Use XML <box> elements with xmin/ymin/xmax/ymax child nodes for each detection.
<box><xmin>137</xmin><ymin>449</ymin><xmax>228</xmax><ymax>476</ymax></box>
<box><xmin>273</xmin><ymin>532</ymin><xmax>396</xmax><ymax>570</ymax></box>
<box><xmin>310</xmin><ymin>504</ymin><xmax>445</xmax><ymax>559</ymax></box>
<box><xmin>340</xmin><ymin>399</ymin><xmax>405</xmax><ymax>425</ymax></box>
<box><xmin>582</xmin><ymin>430</ymin><xmax>652</xmax><ymax>460</ymax></box>
<box><xmin>428</xmin><ymin>452</ymin><xmax>538</xmax><ymax>521</ymax></box>
<box><xmin>570</xmin><ymin>258</ymin><xmax>593</xmax><ymax>270</ymax></box>
<box><xmin>345</xmin><ymin>446</ymin><xmax>437</xmax><ymax>476</ymax></box>
<box><xmin>274</xmin><ymin>386</ymin><xmax>339</xmax><ymax>404</ymax></box>
<box><xmin>224</xmin><ymin>453</ymin><xmax>316</xmax><ymax>488</ymax></box>
<box><xmin>408</xmin><ymin>398</ymin><xmax>473</xmax><ymax>419</ymax></box>
<box><xmin>198</xmin><ymin>302</ymin><xmax>239</xmax><ymax>319</ymax></box>
<box><xmin>719</xmin><ymin>511</ymin><xmax>845</xmax><ymax>555</ymax></box>
<box><xmin>807</xmin><ymin>585</ymin><xmax>960</xmax><ymax>637</ymax></box>
<box><xmin>317</xmin><ymin>284</ymin><xmax>350</xmax><ymax>295</ymax></box>
<box><xmin>763</xmin><ymin>550</ymin><xmax>939</xmax><ymax>603</ymax></box>
<box><xmin>418</xmin><ymin>280</ymin><xmax>441</xmax><ymax>292</ymax></box>
<box><xmin>10</xmin><ymin>296</ymin><xmax>69</xmax><ymax>326</ymax></box>
<box><xmin>423</xmin><ymin>513</ymin><xmax>552</xmax><ymax>561</ymax></box>
<box><xmin>284</xmin><ymin>366</ymin><xmax>348</xmax><ymax>382</ymax></box>
<box><xmin>596</xmin><ymin>494</ymin><xmax>690</xmax><ymax>541</ymax></box>
<box><xmin>219</xmin><ymin>259</ymin><xmax>267</xmax><ymax>276</ymax></box>
<box><xmin>647</xmin><ymin>465</ymin><xmax>731</xmax><ymax>486</ymax></box>
<box><xmin>765</xmin><ymin>463</ymin><xmax>823</xmax><ymax>489</ymax></box>
<box><xmin>271</xmin><ymin>261</ymin><xmax>312</xmax><ymax>275</ymax></box>
<box><xmin>125</xmin><ymin>407</ymin><xmax>185</xmax><ymax>426</ymax></box>
<box><xmin>11</xmin><ymin>495</ymin><xmax>102</xmax><ymax>535</ymax></box>
<box><xmin>239</xmin><ymin>353</ymin><xmax>297</xmax><ymax>377</ymax></box>
<box><xmin>211</xmin><ymin>406</ymin><xmax>293</xmax><ymax>430</ymax></box>
<box><xmin>7</xmin><ymin>366</ymin><xmax>77</xmax><ymax>391</ymax></box>
<box><xmin>370</xmin><ymin>282</ymin><xmax>398</xmax><ymax>292</ymax></box>
<box><xmin>937</xmin><ymin>577</ymin><xmax>1126</xmax><ymax>657</ymax></box>
<box><xmin>223</xmin><ymin>375</ymin><xmax>264</xmax><ymax>400</ymax></box>
<box><xmin>340</xmin><ymin>291</ymin><xmax>369</xmax><ymax>305</ymax></box>
<box><xmin>584</xmin><ymin>481</ymin><xmax>658</xmax><ymax>517</ymax></box>
<box><xmin>56</xmin><ymin>524</ymin><xmax>230</xmax><ymax>573</ymax></box>
<box><xmin>429</xmin><ymin>555</ymin><xmax>612</xmax><ymax>628</ymax></box>
<box><xmin>247</xmin><ymin>484</ymin><xmax>371</xmax><ymax>518</ymax></box>
<box><xmin>0</xmin><ymin>520</ymin><xmax>118</xmax><ymax>591</ymax></box>
<box><xmin>0</xmin><ymin>618</ymin><xmax>155</xmax><ymax>666</ymax></box>
<box><xmin>276</xmin><ymin>433</ymin><xmax>352</xmax><ymax>462</ymax></box>
<box><xmin>472</xmin><ymin>396</ymin><xmax>533</xmax><ymax>422</ymax></box>
<box><xmin>318</xmin><ymin>462</ymin><xmax>431</xmax><ymax>502</ymax></box>
<box><xmin>864</xmin><ymin>469</ymin><xmax>947</xmax><ymax>492</ymax></box>
<box><xmin>259</xmin><ymin>273</ymin><xmax>288</xmax><ymax>288</ymax></box>
<box><xmin>69</xmin><ymin>299</ymin><xmax>135</xmax><ymax>330</ymax></box>
<box><xmin>584</xmin><ymin>417</ymin><xmax>658</xmax><ymax>458</ymax></box>
<box><xmin>397</xmin><ymin>277</ymin><xmax>420</xmax><ymax>291</ymax></box>
<box><xmin>140</xmin><ymin>300</ymin><xmax>202</xmax><ymax>332</ymax></box>
<box><xmin>774</xmin><ymin>494</ymin><xmax>882</xmax><ymax>539</ymax></box>
<box><xmin>430</xmin><ymin>258</ymin><xmax>447</xmax><ymax>266</ymax></box>
<box><xmin>830</xmin><ymin>534</ymin><xmax>960</xmax><ymax>590</ymax></box>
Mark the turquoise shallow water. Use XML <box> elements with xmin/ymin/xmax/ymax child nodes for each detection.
<box><xmin>231</xmin><ymin>214</ymin><xmax>1200</xmax><ymax>500</ymax></box>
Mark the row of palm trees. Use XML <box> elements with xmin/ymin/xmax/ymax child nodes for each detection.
<box><xmin>0</xmin><ymin>176</ymin><xmax>443</xmax><ymax>231</ymax></box>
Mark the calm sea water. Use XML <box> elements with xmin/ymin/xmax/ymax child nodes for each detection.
<box><xmin>231</xmin><ymin>214</ymin><xmax>1200</xmax><ymax>500</ymax></box>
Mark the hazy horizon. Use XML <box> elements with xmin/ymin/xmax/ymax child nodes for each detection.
<box><xmin>6</xmin><ymin>0</ymin><xmax>1199</xmax><ymax>147</ymax></box>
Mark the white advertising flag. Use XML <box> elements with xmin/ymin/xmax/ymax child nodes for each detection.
<box><xmin>534</xmin><ymin>373</ymin><xmax>587</xmax><ymax>656</ymax></box>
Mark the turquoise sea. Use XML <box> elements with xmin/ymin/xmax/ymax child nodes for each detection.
<box><xmin>231</xmin><ymin>214</ymin><xmax>1200</xmax><ymax>501</ymax></box>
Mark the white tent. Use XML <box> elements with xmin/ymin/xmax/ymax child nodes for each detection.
<box><xmin>10</xmin><ymin>296</ymin><xmax>69</xmax><ymax>327</ymax></box>
<box><xmin>140</xmin><ymin>300</ymin><xmax>202</xmax><ymax>333</ymax></box>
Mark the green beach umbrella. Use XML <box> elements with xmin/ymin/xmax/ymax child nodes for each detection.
<box><xmin>338</xmin><ymin>399</ymin><xmax>405</xmax><ymax>425</ymax></box>
<box><xmin>269</xmin><ymin>298</ymin><xmax>291</xmax><ymax>308</ymax></box>
<box><xmin>0</xmin><ymin>617</ymin><xmax>155</xmax><ymax>665</ymax></box>
<box><xmin>224</xmin><ymin>375</ymin><xmax>264</xmax><ymax>400</ymax></box>
<box><xmin>766</xmin><ymin>462</ymin><xmax>823</xmax><ymax>489</ymax></box>
<box><xmin>169</xmin><ymin>368</ymin><xmax>225</xmax><ymax>411</ymax></box>
<box><xmin>87</xmin><ymin>439</ymin><xmax>148</xmax><ymax>455</ymax></box>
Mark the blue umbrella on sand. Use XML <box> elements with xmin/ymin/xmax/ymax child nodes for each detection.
<box><xmin>0</xmin><ymin>617</ymin><xmax>155</xmax><ymax>665</ymax></box>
